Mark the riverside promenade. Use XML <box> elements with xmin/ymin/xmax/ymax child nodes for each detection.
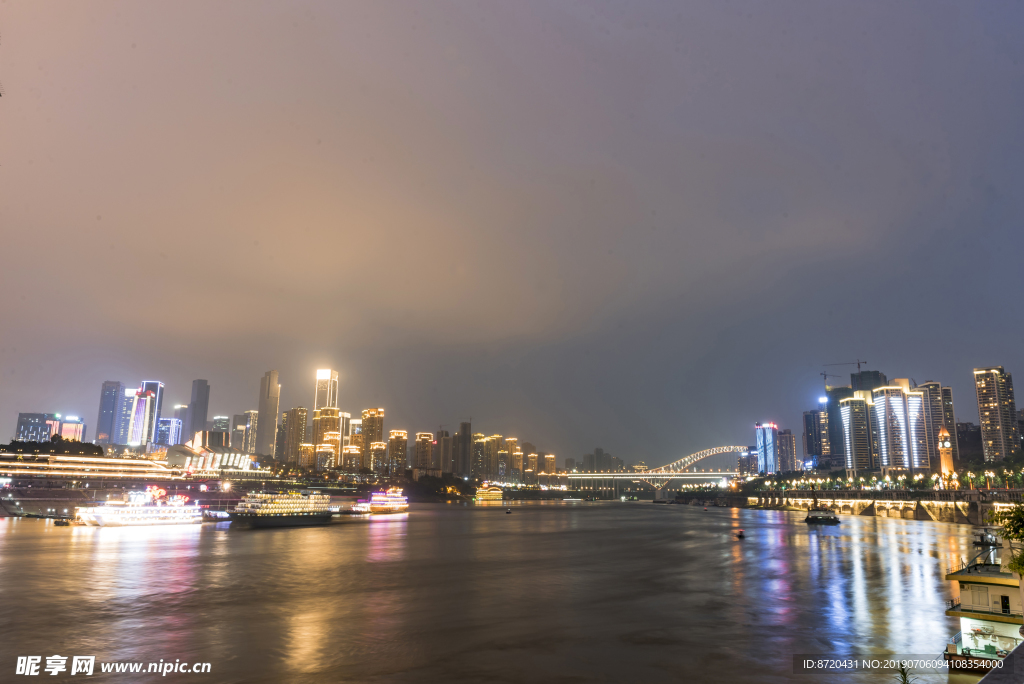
<box><xmin>676</xmin><ymin>489</ymin><xmax>1024</xmax><ymax>526</ymax></box>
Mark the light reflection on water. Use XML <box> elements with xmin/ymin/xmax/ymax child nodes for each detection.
<box><xmin>0</xmin><ymin>505</ymin><xmax>986</xmax><ymax>683</ymax></box>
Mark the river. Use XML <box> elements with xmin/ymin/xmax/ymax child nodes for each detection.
<box><xmin>0</xmin><ymin>502</ymin><xmax>988</xmax><ymax>683</ymax></box>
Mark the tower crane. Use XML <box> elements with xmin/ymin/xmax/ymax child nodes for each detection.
<box><xmin>820</xmin><ymin>372</ymin><xmax>841</xmax><ymax>390</ymax></box>
<box><xmin>825</xmin><ymin>359</ymin><xmax>869</xmax><ymax>371</ymax></box>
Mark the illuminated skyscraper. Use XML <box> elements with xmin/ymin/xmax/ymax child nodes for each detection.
<box><xmin>342</xmin><ymin>445</ymin><xmax>362</xmax><ymax>471</ymax></box>
<box><xmin>387</xmin><ymin>430</ymin><xmax>408</xmax><ymax>474</ymax></box>
<box><xmin>917</xmin><ymin>382</ymin><xmax>946</xmax><ymax>470</ymax></box>
<box><xmin>173</xmin><ymin>405</ymin><xmax>189</xmax><ymax>445</ymax></box>
<box><xmin>95</xmin><ymin>381</ymin><xmax>125</xmax><ymax>444</ymax></box>
<box><xmin>414</xmin><ymin>432</ymin><xmax>433</xmax><ymax>469</ymax></box>
<box><xmin>126</xmin><ymin>387</ymin><xmax>158</xmax><ymax>446</ymax></box>
<box><xmin>283</xmin><ymin>407</ymin><xmax>308</xmax><ymax>462</ymax></box>
<box><xmin>777</xmin><ymin>430</ymin><xmax>797</xmax><ymax>472</ymax></box>
<box><xmin>314</xmin><ymin>369</ymin><xmax>339</xmax><ymax>411</ymax></box>
<box><xmin>872</xmin><ymin>385</ymin><xmax>929</xmax><ymax>473</ymax></box>
<box><xmin>256</xmin><ymin>370</ymin><xmax>280</xmax><ymax>456</ymax></box>
<box><xmin>243</xmin><ymin>410</ymin><xmax>259</xmax><ymax>454</ymax></box>
<box><xmin>140</xmin><ymin>381</ymin><xmax>164</xmax><ymax>444</ymax></box>
<box><xmin>840</xmin><ymin>393</ymin><xmax>873</xmax><ymax>475</ymax></box>
<box><xmin>974</xmin><ymin>367</ymin><xmax>1019</xmax><ymax>462</ymax></box>
<box><xmin>802</xmin><ymin>400</ymin><xmax>830</xmax><ymax>466</ymax></box>
<box><xmin>754</xmin><ymin>422</ymin><xmax>778</xmax><ymax>474</ymax></box>
<box><xmin>369</xmin><ymin>442</ymin><xmax>387</xmax><ymax>473</ymax></box>
<box><xmin>211</xmin><ymin>416</ymin><xmax>230</xmax><ymax>431</ymax></box>
<box><xmin>825</xmin><ymin>386</ymin><xmax>854</xmax><ymax>468</ymax></box>
<box><xmin>231</xmin><ymin>415</ymin><xmax>247</xmax><ymax>451</ymax></box>
<box><xmin>314</xmin><ymin>407</ymin><xmax>341</xmax><ymax>458</ymax></box>
<box><xmin>15</xmin><ymin>413</ymin><xmax>60</xmax><ymax>442</ymax></box>
<box><xmin>115</xmin><ymin>388</ymin><xmax>135</xmax><ymax>444</ymax></box>
<box><xmin>185</xmin><ymin>380</ymin><xmax>210</xmax><ymax>444</ymax></box>
<box><xmin>156</xmin><ymin>418</ymin><xmax>182</xmax><ymax>446</ymax></box>
<box><xmin>361</xmin><ymin>408</ymin><xmax>384</xmax><ymax>468</ymax></box>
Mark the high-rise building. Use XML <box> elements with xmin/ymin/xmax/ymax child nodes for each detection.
<box><xmin>314</xmin><ymin>369</ymin><xmax>339</xmax><ymax>411</ymax></box>
<box><xmin>156</xmin><ymin>418</ymin><xmax>182</xmax><ymax>446</ymax></box>
<box><xmin>542</xmin><ymin>454</ymin><xmax>556</xmax><ymax>474</ymax></box>
<box><xmin>801</xmin><ymin>399</ymin><xmax>830</xmax><ymax>466</ymax></box>
<box><xmin>173</xmin><ymin>405</ymin><xmax>189</xmax><ymax>445</ymax></box>
<box><xmin>387</xmin><ymin>430</ymin><xmax>408</xmax><ymax>474</ymax></box>
<box><xmin>256</xmin><ymin>370</ymin><xmax>280</xmax><ymax>456</ymax></box>
<box><xmin>851</xmin><ymin>370</ymin><xmax>888</xmax><ymax>392</ymax></box>
<box><xmin>940</xmin><ymin>387</ymin><xmax>960</xmax><ymax>463</ymax></box>
<box><xmin>115</xmin><ymin>388</ymin><xmax>136</xmax><ymax>444</ymax></box>
<box><xmin>974</xmin><ymin>367</ymin><xmax>1019</xmax><ymax>462</ymax></box>
<box><xmin>231</xmin><ymin>414</ymin><xmax>248</xmax><ymax>451</ymax></box>
<box><xmin>124</xmin><ymin>381</ymin><xmax>163</xmax><ymax>446</ymax></box>
<box><xmin>339</xmin><ymin>412</ymin><xmax>352</xmax><ymax>448</ymax></box>
<box><xmin>275</xmin><ymin>413</ymin><xmax>287</xmax><ymax>460</ymax></box>
<box><xmin>872</xmin><ymin>386</ymin><xmax>929</xmax><ymax>473</ymax></box>
<box><xmin>243</xmin><ymin>410</ymin><xmax>259</xmax><ymax>454</ymax></box>
<box><xmin>825</xmin><ymin>386</ymin><xmax>854</xmax><ymax>468</ymax></box>
<box><xmin>95</xmin><ymin>381</ymin><xmax>125</xmax><ymax>444</ymax></box>
<box><xmin>283</xmin><ymin>407</ymin><xmax>308</xmax><ymax>463</ymax></box>
<box><xmin>472</xmin><ymin>435</ymin><xmax>488</xmax><ymax>478</ymax></box>
<box><xmin>916</xmin><ymin>382</ymin><xmax>946</xmax><ymax>471</ymax></box>
<box><xmin>58</xmin><ymin>416</ymin><xmax>86</xmax><ymax>442</ymax></box>
<box><xmin>956</xmin><ymin>422</ymin><xmax>984</xmax><ymax>461</ymax></box>
<box><xmin>435</xmin><ymin>430</ymin><xmax>453</xmax><ymax>472</ymax></box>
<box><xmin>414</xmin><ymin>432</ymin><xmax>433</xmax><ymax>469</ymax></box>
<box><xmin>455</xmin><ymin>422</ymin><xmax>473</xmax><ymax>476</ymax></box>
<box><xmin>755</xmin><ymin>422</ymin><xmax>779</xmax><ymax>474</ymax></box>
<box><xmin>777</xmin><ymin>429</ymin><xmax>797</xmax><ymax>472</ymax></box>
<box><xmin>565</xmin><ymin>457</ymin><xmax>576</xmax><ymax>472</ymax></box>
<box><xmin>185</xmin><ymin>380</ymin><xmax>210</xmax><ymax>444</ymax></box>
<box><xmin>314</xmin><ymin>408</ymin><xmax>342</xmax><ymax>459</ymax></box>
<box><xmin>211</xmin><ymin>416</ymin><xmax>230</xmax><ymax>431</ymax></box>
<box><xmin>342</xmin><ymin>445</ymin><xmax>362</xmax><ymax>471</ymax></box>
<box><xmin>840</xmin><ymin>394</ymin><xmax>873</xmax><ymax>475</ymax></box>
<box><xmin>15</xmin><ymin>413</ymin><xmax>60</xmax><ymax>442</ymax></box>
<box><xmin>361</xmin><ymin>408</ymin><xmax>385</xmax><ymax>468</ymax></box>
<box><xmin>298</xmin><ymin>443</ymin><xmax>316</xmax><ymax>468</ymax></box>
<box><xmin>126</xmin><ymin>383</ymin><xmax>162</xmax><ymax>447</ymax></box>
<box><xmin>369</xmin><ymin>442</ymin><xmax>387</xmax><ymax>473</ymax></box>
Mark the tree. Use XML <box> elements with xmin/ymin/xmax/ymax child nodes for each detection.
<box><xmin>988</xmin><ymin>502</ymin><xmax>1024</xmax><ymax>632</ymax></box>
<box><xmin>893</xmin><ymin>665</ymin><xmax>917</xmax><ymax>684</ymax></box>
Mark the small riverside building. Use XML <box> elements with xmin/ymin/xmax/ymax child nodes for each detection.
<box><xmin>945</xmin><ymin>540</ymin><xmax>1023</xmax><ymax>668</ymax></box>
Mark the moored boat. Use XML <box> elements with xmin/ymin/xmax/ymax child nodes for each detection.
<box><xmin>77</xmin><ymin>487</ymin><xmax>202</xmax><ymax>527</ymax></box>
<box><xmin>229</xmin><ymin>491</ymin><xmax>333</xmax><ymax>528</ymax></box>
<box><xmin>804</xmin><ymin>509</ymin><xmax>840</xmax><ymax>524</ymax></box>
<box><xmin>351</xmin><ymin>488</ymin><xmax>409</xmax><ymax>514</ymax></box>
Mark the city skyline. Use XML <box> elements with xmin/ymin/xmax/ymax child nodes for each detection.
<box><xmin>2</xmin><ymin>2</ymin><xmax>1023</xmax><ymax>470</ymax></box>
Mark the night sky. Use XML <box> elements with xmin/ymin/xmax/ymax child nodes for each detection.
<box><xmin>2</xmin><ymin>2</ymin><xmax>1023</xmax><ymax>468</ymax></box>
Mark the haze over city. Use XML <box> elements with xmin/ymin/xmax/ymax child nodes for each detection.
<box><xmin>2</xmin><ymin>1</ymin><xmax>1023</xmax><ymax>468</ymax></box>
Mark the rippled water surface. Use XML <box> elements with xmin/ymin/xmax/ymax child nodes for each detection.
<box><xmin>0</xmin><ymin>503</ymin><xmax>987</xmax><ymax>683</ymax></box>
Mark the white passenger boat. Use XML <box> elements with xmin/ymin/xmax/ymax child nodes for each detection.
<box><xmin>351</xmin><ymin>488</ymin><xmax>409</xmax><ymax>514</ymax></box>
<box><xmin>77</xmin><ymin>487</ymin><xmax>202</xmax><ymax>527</ymax></box>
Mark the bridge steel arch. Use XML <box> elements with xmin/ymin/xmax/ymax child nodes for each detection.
<box><xmin>641</xmin><ymin>446</ymin><xmax>748</xmax><ymax>490</ymax></box>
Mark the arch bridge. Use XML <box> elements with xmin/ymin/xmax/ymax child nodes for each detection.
<box><xmin>565</xmin><ymin>446</ymin><xmax>748</xmax><ymax>491</ymax></box>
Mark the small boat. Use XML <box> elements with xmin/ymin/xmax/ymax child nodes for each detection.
<box><xmin>54</xmin><ymin>519</ymin><xmax>71</xmax><ymax>527</ymax></box>
<box><xmin>506</xmin><ymin>508</ymin><xmax>512</xmax><ymax>514</ymax></box>
<box><xmin>804</xmin><ymin>509</ymin><xmax>840</xmax><ymax>525</ymax></box>
<box><xmin>734</xmin><ymin>529</ymin><xmax>744</xmax><ymax>539</ymax></box>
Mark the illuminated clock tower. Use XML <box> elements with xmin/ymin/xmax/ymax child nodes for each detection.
<box><xmin>937</xmin><ymin>426</ymin><xmax>954</xmax><ymax>475</ymax></box>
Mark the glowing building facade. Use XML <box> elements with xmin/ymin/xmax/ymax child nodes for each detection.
<box><xmin>387</xmin><ymin>430</ymin><xmax>408</xmax><ymax>474</ymax></box>
<box><xmin>414</xmin><ymin>433</ymin><xmax>433</xmax><ymax>469</ymax></box>
<box><xmin>974</xmin><ymin>367</ymin><xmax>1019</xmax><ymax>462</ymax></box>
<box><xmin>755</xmin><ymin>422</ymin><xmax>779</xmax><ymax>474</ymax></box>
<box><xmin>314</xmin><ymin>369</ymin><xmax>339</xmax><ymax>411</ymax></box>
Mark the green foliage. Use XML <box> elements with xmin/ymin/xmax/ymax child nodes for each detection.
<box><xmin>893</xmin><ymin>665</ymin><xmax>917</xmax><ymax>684</ymax></box>
<box><xmin>988</xmin><ymin>503</ymin><xmax>1024</xmax><ymax>575</ymax></box>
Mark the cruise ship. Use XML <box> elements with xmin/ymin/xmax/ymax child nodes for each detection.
<box><xmin>228</xmin><ymin>491</ymin><xmax>334</xmax><ymax>528</ymax></box>
<box><xmin>77</xmin><ymin>488</ymin><xmax>202</xmax><ymax>527</ymax></box>
<box><xmin>351</xmin><ymin>488</ymin><xmax>409</xmax><ymax>514</ymax></box>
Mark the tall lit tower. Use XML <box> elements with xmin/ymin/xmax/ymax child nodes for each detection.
<box><xmin>974</xmin><ymin>367</ymin><xmax>1019</xmax><ymax>462</ymax></box>
<box><xmin>361</xmin><ymin>408</ymin><xmax>385</xmax><ymax>466</ymax></box>
<box><xmin>256</xmin><ymin>370</ymin><xmax>281</xmax><ymax>456</ymax></box>
<box><xmin>314</xmin><ymin>369</ymin><xmax>339</xmax><ymax>411</ymax></box>
<box><xmin>185</xmin><ymin>380</ymin><xmax>210</xmax><ymax>444</ymax></box>
<box><xmin>388</xmin><ymin>430</ymin><xmax>408</xmax><ymax>474</ymax></box>
<box><xmin>754</xmin><ymin>423</ymin><xmax>779</xmax><ymax>474</ymax></box>
<box><xmin>95</xmin><ymin>381</ymin><xmax>125</xmax><ymax>444</ymax></box>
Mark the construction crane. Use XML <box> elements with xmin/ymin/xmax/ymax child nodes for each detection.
<box><xmin>820</xmin><ymin>372</ymin><xmax>841</xmax><ymax>390</ymax></box>
<box><xmin>825</xmin><ymin>359</ymin><xmax>869</xmax><ymax>371</ymax></box>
